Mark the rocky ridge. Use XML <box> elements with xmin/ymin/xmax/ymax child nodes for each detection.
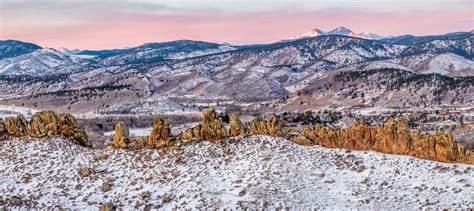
<box><xmin>0</xmin><ymin>111</ymin><xmax>91</xmax><ymax>147</ymax></box>
<box><xmin>290</xmin><ymin>117</ymin><xmax>474</xmax><ymax>164</ymax></box>
<box><xmin>0</xmin><ymin>108</ymin><xmax>471</xmax><ymax>164</ymax></box>
<box><xmin>109</xmin><ymin>108</ymin><xmax>473</xmax><ymax>164</ymax></box>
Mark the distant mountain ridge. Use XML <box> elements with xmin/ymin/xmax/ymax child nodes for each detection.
<box><xmin>0</xmin><ymin>31</ymin><xmax>472</xmax><ymax>115</ymax></box>
<box><xmin>0</xmin><ymin>40</ymin><xmax>42</xmax><ymax>60</ymax></box>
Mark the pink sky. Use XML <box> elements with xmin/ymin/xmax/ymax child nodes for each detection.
<box><xmin>1</xmin><ymin>1</ymin><xmax>473</xmax><ymax>49</ymax></box>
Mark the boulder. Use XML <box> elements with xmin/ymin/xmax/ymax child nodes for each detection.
<box><xmin>4</xmin><ymin>114</ymin><xmax>28</xmax><ymax>137</ymax></box>
<box><xmin>200</xmin><ymin>108</ymin><xmax>228</xmax><ymax>140</ymax></box>
<box><xmin>112</xmin><ymin>122</ymin><xmax>130</xmax><ymax>148</ymax></box>
<box><xmin>147</xmin><ymin>116</ymin><xmax>171</xmax><ymax>148</ymax></box>
<box><xmin>28</xmin><ymin>111</ymin><xmax>60</xmax><ymax>138</ymax></box>
<box><xmin>180</xmin><ymin>124</ymin><xmax>202</xmax><ymax>140</ymax></box>
<box><xmin>112</xmin><ymin>122</ymin><xmax>146</xmax><ymax>149</ymax></box>
<box><xmin>229</xmin><ymin>113</ymin><xmax>248</xmax><ymax>136</ymax></box>
<box><xmin>249</xmin><ymin>115</ymin><xmax>284</xmax><ymax>136</ymax></box>
<box><xmin>58</xmin><ymin>113</ymin><xmax>92</xmax><ymax>147</ymax></box>
<box><xmin>181</xmin><ymin>108</ymin><xmax>227</xmax><ymax>141</ymax></box>
<box><xmin>0</xmin><ymin>118</ymin><xmax>5</xmax><ymax>136</ymax></box>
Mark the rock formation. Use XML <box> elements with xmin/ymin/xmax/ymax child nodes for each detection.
<box><xmin>229</xmin><ymin>113</ymin><xmax>248</xmax><ymax>136</ymax></box>
<box><xmin>200</xmin><ymin>108</ymin><xmax>228</xmax><ymax>140</ymax></box>
<box><xmin>57</xmin><ymin>113</ymin><xmax>91</xmax><ymax>147</ymax></box>
<box><xmin>147</xmin><ymin>117</ymin><xmax>171</xmax><ymax>148</ymax></box>
<box><xmin>28</xmin><ymin>111</ymin><xmax>59</xmax><ymax>138</ymax></box>
<box><xmin>181</xmin><ymin>108</ymin><xmax>227</xmax><ymax>141</ymax></box>
<box><xmin>372</xmin><ymin>117</ymin><xmax>410</xmax><ymax>154</ymax></box>
<box><xmin>111</xmin><ymin>122</ymin><xmax>149</xmax><ymax>149</ymax></box>
<box><xmin>1</xmin><ymin>111</ymin><xmax>91</xmax><ymax>147</ymax></box>
<box><xmin>250</xmin><ymin>115</ymin><xmax>284</xmax><ymax>137</ymax></box>
<box><xmin>113</xmin><ymin>122</ymin><xmax>130</xmax><ymax>148</ymax></box>
<box><xmin>4</xmin><ymin>114</ymin><xmax>28</xmax><ymax>137</ymax></box>
<box><xmin>180</xmin><ymin>124</ymin><xmax>202</xmax><ymax>140</ymax></box>
<box><xmin>0</xmin><ymin>118</ymin><xmax>5</xmax><ymax>136</ymax></box>
<box><xmin>296</xmin><ymin>117</ymin><xmax>474</xmax><ymax>164</ymax></box>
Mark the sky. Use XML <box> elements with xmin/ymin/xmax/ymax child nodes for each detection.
<box><xmin>0</xmin><ymin>0</ymin><xmax>473</xmax><ymax>49</ymax></box>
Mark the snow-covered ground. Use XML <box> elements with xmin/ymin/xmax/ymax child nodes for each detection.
<box><xmin>104</xmin><ymin>127</ymin><xmax>152</xmax><ymax>137</ymax></box>
<box><xmin>0</xmin><ymin>136</ymin><xmax>472</xmax><ymax>209</ymax></box>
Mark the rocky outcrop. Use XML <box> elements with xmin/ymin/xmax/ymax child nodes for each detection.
<box><xmin>297</xmin><ymin>117</ymin><xmax>474</xmax><ymax>164</ymax></box>
<box><xmin>409</xmin><ymin>132</ymin><xmax>474</xmax><ymax>164</ymax></box>
<box><xmin>0</xmin><ymin>118</ymin><xmax>5</xmax><ymax>136</ymax></box>
<box><xmin>372</xmin><ymin>117</ymin><xmax>410</xmax><ymax>154</ymax></box>
<box><xmin>1</xmin><ymin>111</ymin><xmax>91</xmax><ymax>147</ymax></box>
<box><xmin>229</xmin><ymin>113</ymin><xmax>248</xmax><ymax>136</ymax></box>
<box><xmin>113</xmin><ymin>122</ymin><xmax>130</xmax><ymax>148</ymax></box>
<box><xmin>57</xmin><ymin>113</ymin><xmax>91</xmax><ymax>147</ymax></box>
<box><xmin>111</xmin><ymin>121</ymin><xmax>171</xmax><ymax>149</ymax></box>
<box><xmin>112</xmin><ymin>122</ymin><xmax>147</xmax><ymax>149</ymax></box>
<box><xmin>180</xmin><ymin>108</ymin><xmax>227</xmax><ymax>141</ymax></box>
<box><xmin>147</xmin><ymin>117</ymin><xmax>171</xmax><ymax>148</ymax></box>
<box><xmin>28</xmin><ymin>111</ymin><xmax>59</xmax><ymax>138</ymax></box>
<box><xmin>180</xmin><ymin>124</ymin><xmax>202</xmax><ymax>140</ymax></box>
<box><xmin>250</xmin><ymin>115</ymin><xmax>284</xmax><ymax>137</ymax></box>
<box><xmin>4</xmin><ymin>114</ymin><xmax>28</xmax><ymax>137</ymax></box>
<box><xmin>200</xmin><ymin>108</ymin><xmax>228</xmax><ymax>140</ymax></box>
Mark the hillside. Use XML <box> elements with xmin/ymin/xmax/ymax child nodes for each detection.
<box><xmin>1</xmin><ymin>136</ymin><xmax>472</xmax><ymax>209</ymax></box>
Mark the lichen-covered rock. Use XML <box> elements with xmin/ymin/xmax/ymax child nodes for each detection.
<box><xmin>112</xmin><ymin>122</ymin><xmax>147</xmax><ymax>149</ymax></box>
<box><xmin>58</xmin><ymin>113</ymin><xmax>92</xmax><ymax>147</ymax></box>
<box><xmin>250</xmin><ymin>117</ymin><xmax>267</xmax><ymax>135</ymax></box>
<box><xmin>297</xmin><ymin>117</ymin><xmax>474</xmax><ymax>164</ymax></box>
<box><xmin>288</xmin><ymin>135</ymin><xmax>313</xmax><ymax>146</ymax></box>
<box><xmin>28</xmin><ymin>111</ymin><xmax>60</xmax><ymax>138</ymax></box>
<box><xmin>0</xmin><ymin>118</ymin><xmax>5</xmax><ymax>136</ymax></box>
<box><xmin>113</xmin><ymin>122</ymin><xmax>130</xmax><ymax>148</ymax></box>
<box><xmin>250</xmin><ymin>115</ymin><xmax>284</xmax><ymax>137</ymax></box>
<box><xmin>4</xmin><ymin>114</ymin><xmax>28</xmax><ymax>137</ymax></box>
<box><xmin>266</xmin><ymin>115</ymin><xmax>284</xmax><ymax>136</ymax></box>
<box><xmin>179</xmin><ymin>108</ymin><xmax>228</xmax><ymax>141</ymax></box>
<box><xmin>147</xmin><ymin>117</ymin><xmax>171</xmax><ymax>148</ymax></box>
<box><xmin>229</xmin><ymin>113</ymin><xmax>248</xmax><ymax>136</ymax></box>
<box><xmin>180</xmin><ymin>124</ymin><xmax>202</xmax><ymax>140</ymax></box>
<box><xmin>409</xmin><ymin>132</ymin><xmax>474</xmax><ymax>164</ymax></box>
<box><xmin>373</xmin><ymin>117</ymin><xmax>410</xmax><ymax>154</ymax></box>
<box><xmin>1</xmin><ymin>111</ymin><xmax>91</xmax><ymax>147</ymax></box>
<box><xmin>200</xmin><ymin>108</ymin><xmax>228</xmax><ymax>140</ymax></box>
<box><xmin>339</xmin><ymin>121</ymin><xmax>373</xmax><ymax>151</ymax></box>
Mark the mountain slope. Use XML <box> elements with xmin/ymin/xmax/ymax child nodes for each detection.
<box><xmin>1</xmin><ymin>136</ymin><xmax>472</xmax><ymax>209</ymax></box>
<box><xmin>89</xmin><ymin>40</ymin><xmax>236</xmax><ymax>66</ymax></box>
<box><xmin>0</xmin><ymin>48</ymin><xmax>95</xmax><ymax>76</ymax></box>
<box><xmin>0</xmin><ymin>35</ymin><xmax>472</xmax><ymax>115</ymax></box>
<box><xmin>380</xmin><ymin>32</ymin><xmax>473</xmax><ymax>45</ymax></box>
<box><xmin>0</xmin><ymin>40</ymin><xmax>42</xmax><ymax>60</ymax></box>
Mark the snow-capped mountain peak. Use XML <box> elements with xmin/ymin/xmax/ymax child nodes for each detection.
<box><xmin>59</xmin><ymin>47</ymin><xmax>81</xmax><ymax>55</ymax></box>
<box><xmin>328</xmin><ymin>26</ymin><xmax>357</xmax><ymax>36</ymax></box>
<box><xmin>287</xmin><ymin>26</ymin><xmax>387</xmax><ymax>41</ymax></box>
<box><xmin>298</xmin><ymin>28</ymin><xmax>325</xmax><ymax>37</ymax></box>
<box><xmin>358</xmin><ymin>32</ymin><xmax>386</xmax><ymax>40</ymax></box>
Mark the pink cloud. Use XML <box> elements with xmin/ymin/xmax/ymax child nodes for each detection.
<box><xmin>1</xmin><ymin>9</ymin><xmax>472</xmax><ymax>49</ymax></box>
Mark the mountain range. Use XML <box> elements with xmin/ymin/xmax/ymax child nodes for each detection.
<box><xmin>0</xmin><ymin>28</ymin><xmax>472</xmax><ymax>115</ymax></box>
